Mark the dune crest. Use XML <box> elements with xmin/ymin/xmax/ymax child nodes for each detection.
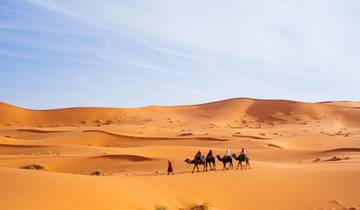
<box><xmin>1</xmin><ymin>98</ymin><xmax>360</xmax><ymax>127</ymax></box>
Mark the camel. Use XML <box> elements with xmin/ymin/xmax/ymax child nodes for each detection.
<box><xmin>216</xmin><ymin>155</ymin><xmax>233</xmax><ymax>170</ymax></box>
<box><xmin>231</xmin><ymin>153</ymin><xmax>250</xmax><ymax>170</ymax></box>
<box><xmin>205</xmin><ymin>153</ymin><xmax>216</xmax><ymax>171</ymax></box>
<box><xmin>184</xmin><ymin>155</ymin><xmax>206</xmax><ymax>173</ymax></box>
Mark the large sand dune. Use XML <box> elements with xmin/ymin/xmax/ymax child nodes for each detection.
<box><xmin>1</xmin><ymin>98</ymin><xmax>360</xmax><ymax>210</ymax></box>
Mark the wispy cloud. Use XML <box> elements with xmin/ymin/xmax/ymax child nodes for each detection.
<box><xmin>0</xmin><ymin>0</ymin><xmax>359</xmax><ymax>108</ymax></box>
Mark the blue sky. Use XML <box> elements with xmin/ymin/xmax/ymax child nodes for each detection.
<box><xmin>1</xmin><ymin>0</ymin><xmax>359</xmax><ymax>109</ymax></box>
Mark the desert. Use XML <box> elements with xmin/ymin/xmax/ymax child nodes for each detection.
<box><xmin>2</xmin><ymin>1</ymin><xmax>360</xmax><ymax>209</ymax></box>
<box><xmin>1</xmin><ymin>98</ymin><xmax>360</xmax><ymax>210</ymax></box>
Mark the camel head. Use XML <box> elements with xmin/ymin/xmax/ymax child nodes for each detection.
<box><xmin>216</xmin><ymin>155</ymin><xmax>222</xmax><ymax>161</ymax></box>
<box><xmin>231</xmin><ymin>153</ymin><xmax>237</xmax><ymax>159</ymax></box>
<box><xmin>184</xmin><ymin>159</ymin><xmax>193</xmax><ymax>164</ymax></box>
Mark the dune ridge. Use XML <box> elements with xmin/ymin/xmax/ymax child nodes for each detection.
<box><xmin>2</xmin><ymin>98</ymin><xmax>360</xmax><ymax>127</ymax></box>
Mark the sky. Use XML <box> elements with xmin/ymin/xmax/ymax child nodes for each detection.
<box><xmin>0</xmin><ymin>0</ymin><xmax>359</xmax><ymax>109</ymax></box>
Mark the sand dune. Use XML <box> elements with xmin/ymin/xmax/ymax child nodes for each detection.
<box><xmin>1</xmin><ymin>98</ymin><xmax>360</xmax><ymax>210</ymax></box>
<box><xmin>2</xmin><ymin>98</ymin><xmax>360</xmax><ymax>127</ymax></box>
<box><xmin>93</xmin><ymin>154</ymin><xmax>153</xmax><ymax>161</ymax></box>
<box><xmin>323</xmin><ymin>148</ymin><xmax>360</xmax><ymax>153</ymax></box>
<box><xmin>1</xmin><ymin>167</ymin><xmax>359</xmax><ymax>210</ymax></box>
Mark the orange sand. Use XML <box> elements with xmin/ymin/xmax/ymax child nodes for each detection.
<box><xmin>0</xmin><ymin>98</ymin><xmax>360</xmax><ymax>210</ymax></box>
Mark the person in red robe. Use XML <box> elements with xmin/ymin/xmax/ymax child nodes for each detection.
<box><xmin>167</xmin><ymin>160</ymin><xmax>174</xmax><ymax>175</ymax></box>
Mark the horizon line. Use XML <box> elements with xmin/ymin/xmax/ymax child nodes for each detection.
<box><xmin>1</xmin><ymin>97</ymin><xmax>358</xmax><ymax>111</ymax></box>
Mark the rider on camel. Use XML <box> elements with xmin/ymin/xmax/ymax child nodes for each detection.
<box><xmin>207</xmin><ymin>149</ymin><xmax>213</xmax><ymax>157</ymax></box>
<box><xmin>225</xmin><ymin>148</ymin><xmax>231</xmax><ymax>158</ymax></box>
<box><xmin>195</xmin><ymin>150</ymin><xmax>202</xmax><ymax>161</ymax></box>
<box><xmin>240</xmin><ymin>147</ymin><xmax>246</xmax><ymax>158</ymax></box>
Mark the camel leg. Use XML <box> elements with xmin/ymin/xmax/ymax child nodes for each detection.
<box><xmin>226</xmin><ymin>162</ymin><xmax>230</xmax><ymax>170</ymax></box>
<box><xmin>236</xmin><ymin>161</ymin><xmax>240</xmax><ymax>170</ymax></box>
<box><xmin>192</xmin><ymin>165</ymin><xmax>195</xmax><ymax>173</ymax></box>
<box><xmin>196</xmin><ymin>165</ymin><xmax>200</xmax><ymax>173</ymax></box>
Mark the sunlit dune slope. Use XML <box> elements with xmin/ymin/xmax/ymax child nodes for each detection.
<box><xmin>1</xmin><ymin>98</ymin><xmax>360</xmax><ymax>127</ymax></box>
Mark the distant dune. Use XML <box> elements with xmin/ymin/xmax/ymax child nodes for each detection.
<box><xmin>1</xmin><ymin>98</ymin><xmax>360</xmax><ymax>127</ymax></box>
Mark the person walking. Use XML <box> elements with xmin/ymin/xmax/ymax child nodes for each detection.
<box><xmin>167</xmin><ymin>160</ymin><xmax>174</xmax><ymax>175</ymax></box>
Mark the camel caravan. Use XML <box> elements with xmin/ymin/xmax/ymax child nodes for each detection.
<box><xmin>184</xmin><ymin>148</ymin><xmax>250</xmax><ymax>173</ymax></box>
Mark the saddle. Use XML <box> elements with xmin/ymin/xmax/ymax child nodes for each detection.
<box><xmin>206</xmin><ymin>154</ymin><xmax>214</xmax><ymax>160</ymax></box>
<box><xmin>224</xmin><ymin>155</ymin><xmax>231</xmax><ymax>162</ymax></box>
<box><xmin>196</xmin><ymin>155</ymin><xmax>205</xmax><ymax>162</ymax></box>
<box><xmin>239</xmin><ymin>154</ymin><xmax>246</xmax><ymax>161</ymax></box>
